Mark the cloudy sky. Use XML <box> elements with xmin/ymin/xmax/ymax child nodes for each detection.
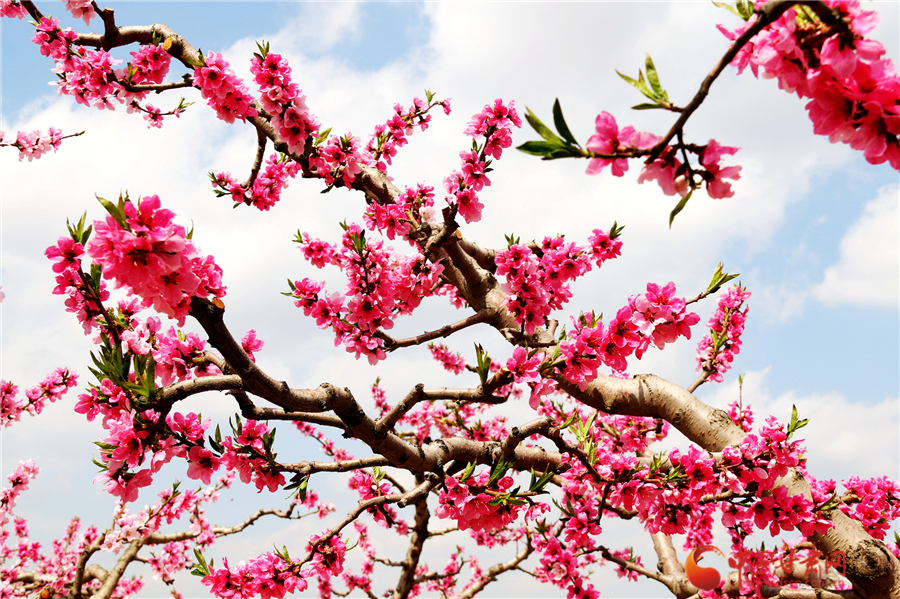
<box><xmin>1</xmin><ymin>2</ymin><xmax>898</xmax><ymax>598</ymax></box>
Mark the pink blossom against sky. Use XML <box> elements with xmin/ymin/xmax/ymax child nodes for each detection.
<box><xmin>0</xmin><ymin>3</ymin><xmax>898</xmax><ymax>597</ymax></box>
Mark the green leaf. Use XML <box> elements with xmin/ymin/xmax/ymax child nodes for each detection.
<box><xmin>474</xmin><ymin>344</ymin><xmax>491</xmax><ymax>384</ymax></box>
<box><xmin>711</xmin><ymin>1</ymin><xmax>744</xmax><ymax>19</ymax></box>
<box><xmin>645</xmin><ymin>55</ymin><xmax>665</xmax><ymax>98</ymax></box>
<box><xmin>551</xmin><ymin>99</ymin><xmax>578</xmax><ymax>146</ymax></box>
<box><xmin>209</xmin><ymin>432</ymin><xmax>223</xmax><ymax>455</ymax></box>
<box><xmin>786</xmin><ymin>404</ymin><xmax>809</xmax><ymax>441</ymax></box>
<box><xmin>668</xmin><ymin>188</ymin><xmax>693</xmax><ymax>228</ymax></box>
<box><xmin>459</xmin><ymin>461</ymin><xmax>477</xmax><ymax>483</ymax></box>
<box><xmin>552</xmin><ymin>497</ymin><xmax>574</xmax><ymax>518</ymax></box>
<box><xmin>67</xmin><ymin>212</ymin><xmax>91</xmax><ymax>244</ymax></box>
<box><xmin>487</xmin><ymin>456</ymin><xmax>513</xmax><ymax>487</ymax></box>
<box><xmin>183</xmin><ymin>50</ymin><xmax>206</xmax><ymax>68</ymax></box>
<box><xmin>190</xmin><ymin>549</ymin><xmax>211</xmax><ymax>577</ymax></box>
<box><xmin>631</xmin><ymin>102</ymin><xmax>665</xmax><ymax>110</ymax></box>
<box><xmin>285</xmin><ymin>474</ymin><xmax>310</xmax><ymax>503</ymax></box>
<box><xmin>524</xmin><ymin>107</ymin><xmax>564</xmax><ymax>145</ymax></box>
<box><xmin>425</xmin><ymin>89</ymin><xmax>435</xmax><ymax>103</ymax></box>
<box><xmin>609</xmin><ymin>220</ymin><xmax>625</xmax><ymax>239</ymax></box>
<box><xmin>616</xmin><ymin>69</ymin><xmax>655</xmax><ymax>101</ymax></box>
<box><xmin>558</xmin><ymin>410</ymin><xmax>580</xmax><ymax>430</ymax></box>
<box><xmin>706</xmin><ymin>262</ymin><xmax>740</xmax><ymax>295</ymax></box>
<box><xmin>528</xmin><ymin>468</ymin><xmax>554</xmax><ymax>493</ymax></box>
<box><xmin>516</xmin><ymin>140</ymin><xmax>560</xmax><ymax>157</ymax></box>
<box><xmin>316</xmin><ymin>127</ymin><xmax>332</xmax><ymax>145</ymax></box>
<box><xmin>95</xmin><ymin>195</ymin><xmax>129</xmax><ymax>232</ymax></box>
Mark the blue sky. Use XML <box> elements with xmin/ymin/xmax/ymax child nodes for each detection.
<box><xmin>1</xmin><ymin>2</ymin><xmax>898</xmax><ymax>598</ymax></box>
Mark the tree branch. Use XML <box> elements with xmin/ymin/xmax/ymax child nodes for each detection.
<box><xmin>381</xmin><ymin>310</ymin><xmax>490</xmax><ymax>350</ymax></box>
<box><xmin>456</xmin><ymin>534</ymin><xmax>533</xmax><ymax>599</ymax></box>
<box><xmin>390</xmin><ymin>476</ymin><xmax>430</xmax><ymax>599</ymax></box>
<box><xmin>283</xmin><ymin>456</ymin><xmax>393</xmax><ymax>478</ymax></box>
<box><xmin>230</xmin><ymin>388</ymin><xmax>347</xmax><ymax>429</ymax></box>
<box><xmin>555</xmin><ymin>371</ymin><xmax>900</xmax><ymax>596</ymax></box>
<box><xmin>151</xmin><ymin>374</ymin><xmax>243</xmax><ymax>408</ymax></box>
<box><xmin>243</xmin><ymin>127</ymin><xmax>268</xmax><ymax>189</ymax></box>
<box><xmin>92</xmin><ymin>538</ymin><xmax>146</xmax><ymax>599</ymax></box>
<box><xmin>647</xmin><ymin>0</ymin><xmax>802</xmax><ymax>162</ymax></box>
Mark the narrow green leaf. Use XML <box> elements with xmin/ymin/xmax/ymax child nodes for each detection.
<box><xmin>460</xmin><ymin>461</ymin><xmax>477</xmax><ymax>483</ymax></box>
<box><xmin>531</xmin><ymin>469</ymin><xmax>554</xmax><ymax>493</ymax></box>
<box><xmin>609</xmin><ymin>220</ymin><xmax>625</xmax><ymax>239</ymax></box>
<box><xmin>668</xmin><ymin>189</ymin><xmax>693</xmax><ymax>228</ymax></box>
<box><xmin>631</xmin><ymin>102</ymin><xmax>665</xmax><ymax>111</ymax></box>
<box><xmin>616</xmin><ymin>70</ymin><xmax>655</xmax><ymax>101</ymax></box>
<box><xmin>705</xmin><ymin>262</ymin><xmax>740</xmax><ymax>295</ymax></box>
<box><xmin>552</xmin><ymin>497</ymin><xmax>574</xmax><ymax>518</ymax></box>
<box><xmin>516</xmin><ymin>140</ymin><xmax>560</xmax><ymax>157</ymax></box>
<box><xmin>559</xmin><ymin>411</ymin><xmax>579</xmax><ymax>430</ymax></box>
<box><xmin>315</xmin><ymin>127</ymin><xmax>333</xmax><ymax>145</ymax></box>
<box><xmin>95</xmin><ymin>195</ymin><xmax>129</xmax><ymax>231</ymax></box>
<box><xmin>552</xmin><ymin>99</ymin><xmax>578</xmax><ymax>146</ymax></box>
<box><xmin>711</xmin><ymin>0</ymin><xmax>743</xmax><ymax>19</ymax></box>
<box><xmin>487</xmin><ymin>457</ymin><xmax>511</xmax><ymax>487</ymax></box>
<box><xmin>524</xmin><ymin>107</ymin><xmax>564</xmax><ymax>145</ymax></box>
<box><xmin>190</xmin><ymin>549</ymin><xmax>211</xmax><ymax>577</ymax></box>
<box><xmin>786</xmin><ymin>404</ymin><xmax>809</xmax><ymax>441</ymax></box>
<box><xmin>645</xmin><ymin>54</ymin><xmax>664</xmax><ymax>97</ymax></box>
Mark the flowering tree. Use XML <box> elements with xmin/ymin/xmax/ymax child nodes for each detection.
<box><xmin>2</xmin><ymin>1</ymin><xmax>899</xmax><ymax>599</ymax></box>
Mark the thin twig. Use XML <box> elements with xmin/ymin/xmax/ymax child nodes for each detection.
<box><xmin>647</xmin><ymin>0</ymin><xmax>801</xmax><ymax>161</ymax></box>
<box><xmin>382</xmin><ymin>310</ymin><xmax>490</xmax><ymax>350</ymax></box>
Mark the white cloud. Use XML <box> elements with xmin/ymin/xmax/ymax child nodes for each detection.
<box><xmin>751</xmin><ymin>284</ymin><xmax>809</xmax><ymax>324</ymax></box>
<box><xmin>812</xmin><ymin>184</ymin><xmax>900</xmax><ymax>308</ymax></box>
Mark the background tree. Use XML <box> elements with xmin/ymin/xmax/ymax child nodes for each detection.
<box><xmin>1</xmin><ymin>1</ymin><xmax>898</xmax><ymax>598</ymax></box>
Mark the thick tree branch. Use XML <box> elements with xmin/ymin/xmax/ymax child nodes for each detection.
<box><xmin>92</xmin><ymin>538</ymin><xmax>146</xmax><ymax>599</ymax></box>
<box><xmin>555</xmin><ymin>372</ymin><xmax>900</xmax><ymax>597</ymax></box>
<box><xmin>151</xmin><ymin>374</ymin><xmax>243</xmax><ymax>407</ymax></box>
<box><xmin>231</xmin><ymin>388</ymin><xmax>347</xmax><ymax>429</ymax></box>
<box><xmin>391</xmin><ymin>476</ymin><xmax>430</xmax><ymax>599</ymax></box>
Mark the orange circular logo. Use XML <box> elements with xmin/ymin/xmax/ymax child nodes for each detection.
<box><xmin>685</xmin><ymin>545</ymin><xmax>725</xmax><ymax>591</ymax></box>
